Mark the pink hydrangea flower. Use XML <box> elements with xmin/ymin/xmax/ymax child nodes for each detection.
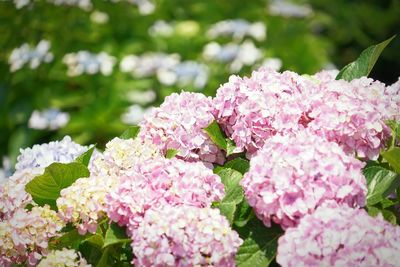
<box><xmin>139</xmin><ymin>92</ymin><xmax>224</xmax><ymax>164</ymax></box>
<box><xmin>213</xmin><ymin>68</ymin><xmax>313</xmax><ymax>157</ymax></box>
<box><xmin>37</xmin><ymin>248</ymin><xmax>90</xmax><ymax>267</ymax></box>
<box><xmin>0</xmin><ymin>168</ymin><xmax>43</xmax><ymax>219</ymax></box>
<box><xmin>131</xmin><ymin>206</ymin><xmax>243</xmax><ymax>267</ymax></box>
<box><xmin>307</xmin><ymin>73</ymin><xmax>392</xmax><ymax>159</ymax></box>
<box><xmin>105</xmin><ymin>157</ymin><xmax>225</xmax><ymax>234</ymax></box>
<box><xmin>384</xmin><ymin>77</ymin><xmax>400</xmax><ymax>121</ymax></box>
<box><xmin>277</xmin><ymin>203</ymin><xmax>400</xmax><ymax>267</ymax></box>
<box><xmin>57</xmin><ymin>175</ymin><xmax>119</xmax><ymax>235</ymax></box>
<box><xmin>0</xmin><ymin>206</ymin><xmax>64</xmax><ymax>267</ymax></box>
<box><xmin>241</xmin><ymin>130</ymin><xmax>367</xmax><ymax>229</ymax></box>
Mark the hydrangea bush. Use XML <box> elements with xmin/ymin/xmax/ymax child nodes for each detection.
<box><xmin>0</xmin><ymin>39</ymin><xmax>399</xmax><ymax>267</ymax></box>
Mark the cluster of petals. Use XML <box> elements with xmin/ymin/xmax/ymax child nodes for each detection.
<box><xmin>139</xmin><ymin>92</ymin><xmax>224</xmax><ymax>164</ymax></box>
<box><xmin>241</xmin><ymin>130</ymin><xmax>367</xmax><ymax>229</ymax></box>
<box><xmin>213</xmin><ymin>68</ymin><xmax>312</xmax><ymax>156</ymax></box>
<box><xmin>131</xmin><ymin>205</ymin><xmax>243</xmax><ymax>267</ymax></box>
<box><xmin>0</xmin><ymin>205</ymin><xmax>64</xmax><ymax>266</ymax></box>
<box><xmin>384</xmin><ymin>77</ymin><xmax>400</xmax><ymax>121</ymax></box>
<box><xmin>0</xmin><ymin>167</ymin><xmax>43</xmax><ymax>219</ymax></box>
<box><xmin>90</xmin><ymin>137</ymin><xmax>161</xmax><ymax>176</ymax></box>
<box><xmin>15</xmin><ymin>136</ymin><xmax>88</xmax><ymax>173</ymax></box>
<box><xmin>37</xmin><ymin>248</ymin><xmax>91</xmax><ymax>267</ymax></box>
<box><xmin>105</xmin><ymin>157</ymin><xmax>225</xmax><ymax>233</ymax></box>
<box><xmin>306</xmin><ymin>72</ymin><xmax>392</xmax><ymax>159</ymax></box>
<box><xmin>57</xmin><ymin>175</ymin><xmax>119</xmax><ymax>235</ymax></box>
<box><xmin>277</xmin><ymin>203</ymin><xmax>400</xmax><ymax>266</ymax></box>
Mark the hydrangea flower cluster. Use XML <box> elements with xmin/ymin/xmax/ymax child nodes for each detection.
<box><xmin>120</xmin><ymin>53</ymin><xmax>180</xmax><ymax>77</ymax></box>
<box><xmin>384</xmin><ymin>77</ymin><xmax>400</xmax><ymax>121</ymax></box>
<box><xmin>307</xmin><ymin>73</ymin><xmax>392</xmax><ymax>159</ymax></box>
<box><xmin>213</xmin><ymin>68</ymin><xmax>311</xmax><ymax>156</ymax></box>
<box><xmin>28</xmin><ymin>108</ymin><xmax>70</xmax><ymax>130</ymax></box>
<box><xmin>241</xmin><ymin>130</ymin><xmax>367</xmax><ymax>229</ymax></box>
<box><xmin>90</xmin><ymin>137</ymin><xmax>161</xmax><ymax>176</ymax></box>
<box><xmin>62</xmin><ymin>51</ymin><xmax>116</xmax><ymax>76</ymax></box>
<box><xmin>8</xmin><ymin>40</ymin><xmax>53</xmax><ymax>72</ymax></box>
<box><xmin>57</xmin><ymin>175</ymin><xmax>119</xmax><ymax>235</ymax></box>
<box><xmin>15</xmin><ymin>136</ymin><xmax>88</xmax><ymax>173</ymax></box>
<box><xmin>105</xmin><ymin>157</ymin><xmax>225</xmax><ymax>233</ymax></box>
<box><xmin>277</xmin><ymin>203</ymin><xmax>400</xmax><ymax>266</ymax></box>
<box><xmin>37</xmin><ymin>248</ymin><xmax>91</xmax><ymax>267</ymax></box>
<box><xmin>157</xmin><ymin>61</ymin><xmax>209</xmax><ymax>89</ymax></box>
<box><xmin>0</xmin><ymin>206</ymin><xmax>64</xmax><ymax>267</ymax></box>
<box><xmin>0</xmin><ymin>168</ymin><xmax>43</xmax><ymax>219</ymax></box>
<box><xmin>131</xmin><ymin>205</ymin><xmax>243</xmax><ymax>267</ymax></box>
<box><xmin>206</xmin><ymin>19</ymin><xmax>266</xmax><ymax>41</ymax></box>
<box><xmin>139</xmin><ymin>92</ymin><xmax>224</xmax><ymax>164</ymax></box>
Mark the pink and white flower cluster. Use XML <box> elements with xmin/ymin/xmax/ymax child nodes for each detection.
<box><xmin>0</xmin><ymin>206</ymin><xmax>64</xmax><ymax>267</ymax></box>
<box><xmin>213</xmin><ymin>68</ymin><xmax>396</xmax><ymax>159</ymax></box>
<box><xmin>241</xmin><ymin>130</ymin><xmax>367</xmax><ymax>229</ymax></box>
<box><xmin>277</xmin><ymin>203</ymin><xmax>400</xmax><ymax>266</ymax></box>
<box><xmin>105</xmin><ymin>157</ymin><xmax>225</xmax><ymax>234</ymax></box>
<box><xmin>139</xmin><ymin>92</ymin><xmax>224</xmax><ymax>164</ymax></box>
<box><xmin>131</xmin><ymin>205</ymin><xmax>242</xmax><ymax>267</ymax></box>
<box><xmin>37</xmin><ymin>248</ymin><xmax>91</xmax><ymax>267</ymax></box>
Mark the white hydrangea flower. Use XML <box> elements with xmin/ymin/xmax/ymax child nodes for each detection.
<box><xmin>37</xmin><ymin>248</ymin><xmax>90</xmax><ymax>267</ymax></box>
<box><xmin>90</xmin><ymin>137</ymin><xmax>161</xmax><ymax>176</ymax></box>
<box><xmin>207</xmin><ymin>19</ymin><xmax>266</xmax><ymax>41</ymax></box>
<box><xmin>269</xmin><ymin>0</ymin><xmax>313</xmax><ymax>17</ymax></box>
<box><xmin>47</xmin><ymin>0</ymin><xmax>93</xmax><ymax>10</ymax></box>
<box><xmin>260</xmin><ymin>57</ymin><xmax>283</xmax><ymax>71</ymax></box>
<box><xmin>90</xmin><ymin>10</ymin><xmax>109</xmax><ymax>24</ymax></box>
<box><xmin>15</xmin><ymin>136</ymin><xmax>88</xmax><ymax>173</ymax></box>
<box><xmin>148</xmin><ymin>20</ymin><xmax>174</xmax><ymax>37</ymax></box>
<box><xmin>120</xmin><ymin>53</ymin><xmax>180</xmax><ymax>77</ymax></box>
<box><xmin>203</xmin><ymin>41</ymin><xmax>263</xmax><ymax>72</ymax></box>
<box><xmin>63</xmin><ymin>51</ymin><xmax>116</xmax><ymax>76</ymax></box>
<box><xmin>121</xmin><ymin>104</ymin><xmax>152</xmax><ymax>125</ymax></box>
<box><xmin>126</xmin><ymin>89</ymin><xmax>156</xmax><ymax>105</ymax></box>
<box><xmin>28</xmin><ymin>108</ymin><xmax>70</xmax><ymax>130</ymax></box>
<box><xmin>13</xmin><ymin>0</ymin><xmax>30</xmax><ymax>9</ymax></box>
<box><xmin>157</xmin><ymin>61</ymin><xmax>209</xmax><ymax>89</ymax></box>
<box><xmin>8</xmin><ymin>40</ymin><xmax>53</xmax><ymax>72</ymax></box>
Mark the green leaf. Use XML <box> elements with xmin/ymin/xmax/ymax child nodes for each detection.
<box><xmin>381</xmin><ymin>147</ymin><xmax>400</xmax><ymax>173</ymax></box>
<box><xmin>234</xmin><ymin>200</ymin><xmax>254</xmax><ymax>227</ymax></box>
<box><xmin>120</xmin><ymin>126</ymin><xmax>140</xmax><ymax>140</ymax></box>
<box><xmin>103</xmin><ymin>223</ymin><xmax>130</xmax><ymax>248</ymax></box>
<box><xmin>215</xmin><ymin>168</ymin><xmax>244</xmax><ymax>204</ymax></box>
<box><xmin>96</xmin><ymin>247</ymin><xmax>110</xmax><ymax>267</ymax></box>
<box><xmin>50</xmin><ymin>229</ymin><xmax>90</xmax><ymax>250</ymax></box>
<box><xmin>216</xmin><ymin>202</ymin><xmax>236</xmax><ymax>224</ymax></box>
<box><xmin>165</xmin><ymin>149</ymin><xmax>179</xmax><ymax>159</ymax></box>
<box><xmin>84</xmin><ymin>234</ymin><xmax>104</xmax><ymax>249</ymax></box>
<box><xmin>367</xmin><ymin>206</ymin><xmax>397</xmax><ymax>225</ymax></box>
<box><xmin>75</xmin><ymin>146</ymin><xmax>95</xmax><ymax>167</ymax></box>
<box><xmin>336</xmin><ymin>35</ymin><xmax>396</xmax><ymax>81</ymax></box>
<box><xmin>363</xmin><ymin>165</ymin><xmax>400</xmax><ymax>205</ymax></box>
<box><xmin>226</xmin><ymin>138</ymin><xmax>237</xmax><ymax>156</ymax></box>
<box><xmin>235</xmin><ymin>218</ymin><xmax>283</xmax><ymax>267</ymax></box>
<box><xmin>223</xmin><ymin>158</ymin><xmax>250</xmax><ymax>175</ymax></box>
<box><xmin>25</xmin><ymin>162</ymin><xmax>90</xmax><ymax>210</ymax></box>
<box><xmin>204</xmin><ymin>120</ymin><xmax>227</xmax><ymax>150</ymax></box>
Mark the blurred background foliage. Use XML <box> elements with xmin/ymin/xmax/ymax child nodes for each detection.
<box><xmin>0</xmin><ymin>0</ymin><xmax>399</xmax><ymax>171</ymax></box>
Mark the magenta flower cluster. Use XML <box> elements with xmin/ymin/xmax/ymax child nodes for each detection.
<box><xmin>139</xmin><ymin>92</ymin><xmax>225</xmax><ymax>164</ymax></box>
<box><xmin>241</xmin><ymin>130</ymin><xmax>367</xmax><ymax>229</ymax></box>
<box><xmin>277</xmin><ymin>202</ymin><xmax>400</xmax><ymax>266</ymax></box>
<box><xmin>105</xmin><ymin>157</ymin><xmax>225</xmax><ymax>234</ymax></box>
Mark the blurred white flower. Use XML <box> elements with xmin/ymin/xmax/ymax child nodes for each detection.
<box><xmin>148</xmin><ymin>20</ymin><xmax>174</xmax><ymax>37</ymax></box>
<box><xmin>157</xmin><ymin>61</ymin><xmax>209</xmax><ymax>89</ymax></box>
<box><xmin>121</xmin><ymin>104</ymin><xmax>152</xmax><ymax>125</ymax></box>
<box><xmin>269</xmin><ymin>0</ymin><xmax>313</xmax><ymax>17</ymax></box>
<box><xmin>90</xmin><ymin>10</ymin><xmax>109</xmax><ymax>24</ymax></box>
<box><xmin>63</xmin><ymin>51</ymin><xmax>116</xmax><ymax>76</ymax></box>
<box><xmin>48</xmin><ymin>0</ymin><xmax>93</xmax><ymax>10</ymax></box>
<box><xmin>111</xmin><ymin>0</ymin><xmax>155</xmax><ymax>15</ymax></box>
<box><xmin>13</xmin><ymin>0</ymin><xmax>30</xmax><ymax>9</ymax></box>
<box><xmin>0</xmin><ymin>157</ymin><xmax>12</xmax><ymax>184</ymax></box>
<box><xmin>8</xmin><ymin>40</ymin><xmax>53</xmax><ymax>72</ymax></box>
<box><xmin>120</xmin><ymin>53</ymin><xmax>180</xmax><ymax>77</ymax></box>
<box><xmin>127</xmin><ymin>89</ymin><xmax>157</xmax><ymax>105</ymax></box>
<box><xmin>207</xmin><ymin>19</ymin><xmax>266</xmax><ymax>41</ymax></box>
<box><xmin>203</xmin><ymin>41</ymin><xmax>263</xmax><ymax>72</ymax></box>
<box><xmin>28</xmin><ymin>108</ymin><xmax>70</xmax><ymax>130</ymax></box>
<box><xmin>261</xmin><ymin>57</ymin><xmax>283</xmax><ymax>71</ymax></box>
